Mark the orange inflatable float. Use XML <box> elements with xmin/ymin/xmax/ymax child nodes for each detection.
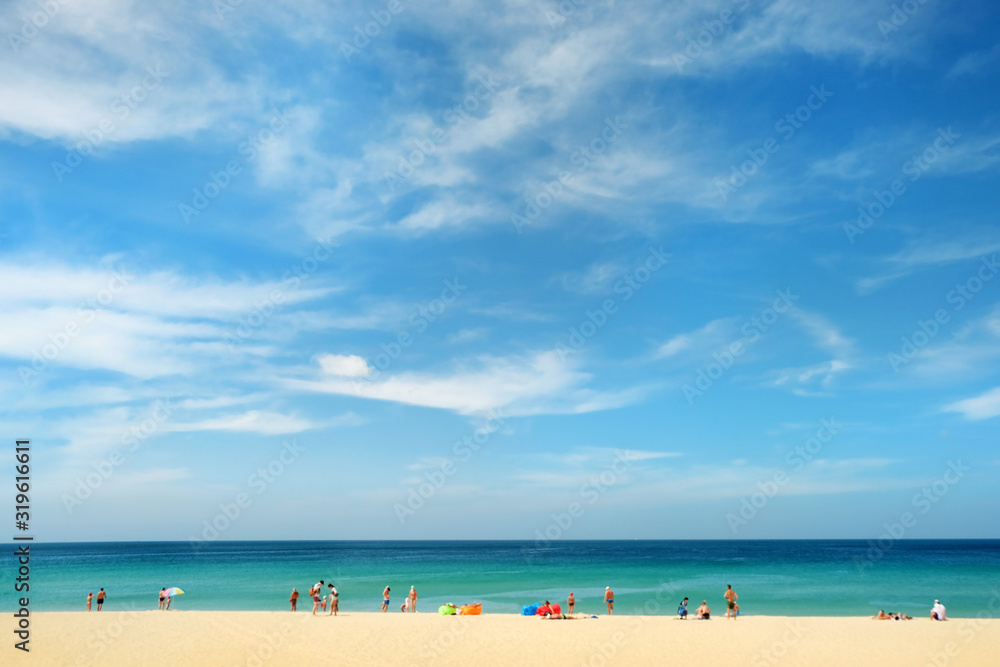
<box><xmin>459</xmin><ymin>602</ymin><xmax>482</xmax><ymax>615</ymax></box>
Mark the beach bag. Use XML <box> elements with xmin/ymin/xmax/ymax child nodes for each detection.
<box><xmin>521</xmin><ymin>603</ymin><xmax>539</xmax><ymax>616</ymax></box>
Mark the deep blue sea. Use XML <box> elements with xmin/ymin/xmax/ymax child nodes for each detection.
<box><xmin>3</xmin><ymin>540</ymin><xmax>998</xmax><ymax>617</ymax></box>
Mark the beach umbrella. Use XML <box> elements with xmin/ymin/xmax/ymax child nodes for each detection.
<box><xmin>163</xmin><ymin>587</ymin><xmax>185</xmax><ymax>597</ymax></box>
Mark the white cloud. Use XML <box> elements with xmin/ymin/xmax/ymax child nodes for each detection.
<box><xmin>165</xmin><ymin>410</ymin><xmax>339</xmax><ymax>435</ymax></box>
<box><xmin>318</xmin><ymin>354</ymin><xmax>372</xmax><ymax>378</ymax></box>
<box><xmin>943</xmin><ymin>387</ymin><xmax>1000</xmax><ymax>421</ymax></box>
<box><xmin>287</xmin><ymin>350</ymin><xmax>643</xmax><ymax>416</ymax></box>
<box><xmin>655</xmin><ymin>318</ymin><xmax>737</xmax><ymax>359</ymax></box>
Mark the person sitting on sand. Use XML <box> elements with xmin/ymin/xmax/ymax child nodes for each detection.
<box><xmin>931</xmin><ymin>600</ymin><xmax>947</xmax><ymax>621</ymax></box>
<box><xmin>401</xmin><ymin>598</ymin><xmax>410</xmax><ymax>613</ymax></box>
<box><xmin>87</xmin><ymin>592</ymin><xmax>93</xmax><ymax>611</ymax></box>
<box><xmin>697</xmin><ymin>601</ymin><xmax>710</xmax><ymax>619</ymax></box>
<box><xmin>874</xmin><ymin>610</ymin><xmax>892</xmax><ymax>620</ymax></box>
<box><xmin>678</xmin><ymin>597</ymin><xmax>689</xmax><ymax>619</ymax></box>
<box><xmin>290</xmin><ymin>588</ymin><xmax>299</xmax><ymax>612</ymax></box>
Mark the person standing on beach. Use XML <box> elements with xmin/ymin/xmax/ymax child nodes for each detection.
<box><xmin>86</xmin><ymin>592</ymin><xmax>93</xmax><ymax>611</ymax></box>
<box><xmin>382</xmin><ymin>586</ymin><xmax>391</xmax><ymax>612</ymax></box>
<box><xmin>328</xmin><ymin>584</ymin><xmax>338</xmax><ymax>616</ymax></box>
<box><xmin>290</xmin><ymin>588</ymin><xmax>299</xmax><ymax>611</ymax></box>
<box><xmin>605</xmin><ymin>587</ymin><xmax>614</xmax><ymax>615</ymax></box>
<box><xmin>409</xmin><ymin>586</ymin><xmax>418</xmax><ymax>613</ymax></box>
<box><xmin>567</xmin><ymin>592</ymin><xmax>575</xmax><ymax>614</ymax></box>
<box><xmin>724</xmin><ymin>585</ymin><xmax>738</xmax><ymax>620</ymax></box>
<box><xmin>96</xmin><ymin>588</ymin><xmax>106</xmax><ymax>611</ymax></box>
<box><xmin>311</xmin><ymin>581</ymin><xmax>324</xmax><ymax>616</ymax></box>
<box><xmin>158</xmin><ymin>588</ymin><xmax>166</xmax><ymax>610</ymax></box>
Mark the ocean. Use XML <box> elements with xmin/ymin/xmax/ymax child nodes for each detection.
<box><xmin>4</xmin><ymin>540</ymin><xmax>999</xmax><ymax>617</ymax></box>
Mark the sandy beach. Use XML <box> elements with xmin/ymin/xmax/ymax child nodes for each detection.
<box><xmin>11</xmin><ymin>612</ymin><xmax>1000</xmax><ymax>666</ymax></box>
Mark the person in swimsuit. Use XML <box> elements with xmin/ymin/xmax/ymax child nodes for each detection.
<box><xmin>312</xmin><ymin>581</ymin><xmax>324</xmax><ymax>616</ymax></box>
<box><xmin>158</xmin><ymin>588</ymin><xmax>166</xmax><ymax>611</ymax></box>
<box><xmin>96</xmin><ymin>589</ymin><xmax>106</xmax><ymax>611</ymax></box>
<box><xmin>568</xmin><ymin>592</ymin><xmax>575</xmax><ymax>614</ymax></box>
<box><xmin>328</xmin><ymin>585</ymin><xmax>338</xmax><ymax>616</ymax></box>
<box><xmin>724</xmin><ymin>585</ymin><xmax>738</xmax><ymax>620</ymax></box>
<box><xmin>697</xmin><ymin>601</ymin><xmax>710</xmax><ymax>619</ymax></box>
<box><xmin>605</xmin><ymin>587</ymin><xmax>614</xmax><ymax>615</ymax></box>
<box><xmin>290</xmin><ymin>588</ymin><xmax>299</xmax><ymax>612</ymax></box>
<box><xmin>409</xmin><ymin>586</ymin><xmax>417</xmax><ymax>613</ymax></box>
<box><xmin>87</xmin><ymin>592</ymin><xmax>93</xmax><ymax>611</ymax></box>
<box><xmin>382</xmin><ymin>586</ymin><xmax>390</xmax><ymax>612</ymax></box>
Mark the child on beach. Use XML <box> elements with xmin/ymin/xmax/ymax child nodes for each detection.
<box><xmin>87</xmin><ymin>593</ymin><xmax>93</xmax><ymax>611</ymax></box>
<box><xmin>678</xmin><ymin>597</ymin><xmax>688</xmax><ymax>619</ymax></box>
<box><xmin>320</xmin><ymin>595</ymin><xmax>327</xmax><ymax>612</ymax></box>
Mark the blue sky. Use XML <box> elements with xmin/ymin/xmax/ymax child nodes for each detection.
<box><xmin>1</xmin><ymin>0</ymin><xmax>998</xmax><ymax>541</ymax></box>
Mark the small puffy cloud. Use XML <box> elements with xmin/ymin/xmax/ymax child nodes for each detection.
<box><xmin>318</xmin><ymin>354</ymin><xmax>372</xmax><ymax>378</ymax></box>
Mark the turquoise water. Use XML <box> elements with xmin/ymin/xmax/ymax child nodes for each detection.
<box><xmin>3</xmin><ymin>540</ymin><xmax>998</xmax><ymax>617</ymax></box>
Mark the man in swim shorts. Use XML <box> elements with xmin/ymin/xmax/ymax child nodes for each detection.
<box><xmin>312</xmin><ymin>581</ymin><xmax>324</xmax><ymax>616</ymax></box>
<box><xmin>697</xmin><ymin>601</ymin><xmax>710</xmax><ymax>619</ymax></box>
<box><xmin>96</xmin><ymin>589</ymin><xmax>106</xmax><ymax>611</ymax></box>
<box><xmin>382</xmin><ymin>586</ymin><xmax>390</xmax><ymax>612</ymax></box>
<box><xmin>605</xmin><ymin>587</ymin><xmax>614</xmax><ymax>615</ymax></box>
<box><xmin>567</xmin><ymin>592</ymin><xmax>575</xmax><ymax>614</ymax></box>
<box><xmin>724</xmin><ymin>585</ymin><xmax>738</xmax><ymax>620</ymax></box>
